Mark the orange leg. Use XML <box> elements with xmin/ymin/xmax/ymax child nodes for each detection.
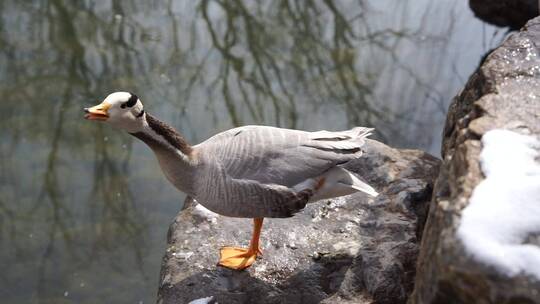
<box><xmin>218</xmin><ymin>218</ymin><xmax>264</xmax><ymax>270</ymax></box>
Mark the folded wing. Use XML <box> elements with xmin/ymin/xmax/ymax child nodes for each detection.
<box><xmin>197</xmin><ymin>125</ymin><xmax>373</xmax><ymax>187</ymax></box>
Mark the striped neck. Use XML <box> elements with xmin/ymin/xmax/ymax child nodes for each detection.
<box><xmin>130</xmin><ymin>113</ymin><xmax>192</xmax><ymax>158</ymax></box>
<box><xmin>130</xmin><ymin>113</ymin><xmax>196</xmax><ymax>195</ymax></box>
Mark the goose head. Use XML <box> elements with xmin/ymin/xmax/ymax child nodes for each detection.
<box><xmin>84</xmin><ymin>92</ymin><xmax>145</xmax><ymax>133</ymax></box>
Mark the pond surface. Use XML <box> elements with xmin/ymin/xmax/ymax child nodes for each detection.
<box><xmin>0</xmin><ymin>1</ymin><xmax>504</xmax><ymax>303</ymax></box>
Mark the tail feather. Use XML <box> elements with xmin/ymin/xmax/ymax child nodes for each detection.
<box><xmin>303</xmin><ymin>167</ymin><xmax>379</xmax><ymax>202</ymax></box>
<box><xmin>344</xmin><ymin>170</ymin><xmax>379</xmax><ymax>197</ymax></box>
<box><xmin>309</xmin><ymin>127</ymin><xmax>374</xmax><ymax>141</ymax></box>
<box><xmin>351</xmin><ymin>127</ymin><xmax>375</xmax><ymax>138</ymax></box>
<box><xmin>305</xmin><ymin>127</ymin><xmax>374</xmax><ymax>151</ymax></box>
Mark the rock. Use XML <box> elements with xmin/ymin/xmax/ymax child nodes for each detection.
<box><xmin>469</xmin><ymin>0</ymin><xmax>539</xmax><ymax>30</ymax></box>
<box><xmin>157</xmin><ymin>140</ymin><xmax>440</xmax><ymax>304</ymax></box>
<box><xmin>410</xmin><ymin>17</ymin><xmax>540</xmax><ymax>304</ymax></box>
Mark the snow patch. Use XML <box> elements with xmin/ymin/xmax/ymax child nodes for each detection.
<box><xmin>188</xmin><ymin>296</ymin><xmax>214</xmax><ymax>304</ymax></box>
<box><xmin>457</xmin><ymin>129</ymin><xmax>540</xmax><ymax>279</ymax></box>
<box><xmin>192</xmin><ymin>204</ymin><xmax>219</xmax><ymax>223</ymax></box>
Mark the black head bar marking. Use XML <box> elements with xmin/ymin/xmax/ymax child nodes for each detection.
<box><xmin>121</xmin><ymin>93</ymin><xmax>139</xmax><ymax>108</ymax></box>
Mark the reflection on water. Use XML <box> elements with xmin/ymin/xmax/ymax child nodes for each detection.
<box><xmin>0</xmin><ymin>0</ymin><xmax>503</xmax><ymax>303</ymax></box>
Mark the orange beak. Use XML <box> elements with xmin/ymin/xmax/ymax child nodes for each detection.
<box><xmin>84</xmin><ymin>102</ymin><xmax>110</xmax><ymax>121</ymax></box>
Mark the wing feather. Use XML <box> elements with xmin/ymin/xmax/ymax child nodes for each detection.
<box><xmin>197</xmin><ymin>125</ymin><xmax>372</xmax><ymax>187</ymax></box>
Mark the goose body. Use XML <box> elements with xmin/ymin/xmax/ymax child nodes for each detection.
<box><xmin>194</xmin><ymin>125</ymin><xmax>376</xmax><ymax>217</ymax></box>
<box><xmin>85</xmin><ymin>92</ymin><xmax>378</xmax><ymax>269</ymax></box>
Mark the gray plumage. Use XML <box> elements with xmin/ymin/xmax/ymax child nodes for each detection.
<box><xmin>190</xmin><ymin>125</ymin><xmax>376</xmax><ymax>218</ymax></box>
<box><xmin>134</xmin><ymin>119</ymin><xmax>378</xmax><ymax>219</ymax></box>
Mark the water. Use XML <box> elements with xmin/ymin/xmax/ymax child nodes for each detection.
<box><xmin>0</xmin><ymin>1</ymin><xmax>503</xmax><ymax>303</ymax></box>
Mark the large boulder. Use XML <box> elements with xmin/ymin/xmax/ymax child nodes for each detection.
<box><xmin>469</xmin><ymin>0</ymin><xmax>539</xmax><ymax>30</ymax></box>
<box><xmin>157</xmin><ymin>140</ymin><xmax>440</xmax><ymax>304</ymax></box>
<box><xmin>410</xmin><ymin>17</ymin><xmax>540</xmax><ymax>303</ymax></box>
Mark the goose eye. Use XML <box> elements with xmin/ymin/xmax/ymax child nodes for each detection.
<box><xmin>121</xmin><ymin>103</ymin><xmax>127</xmax><ymax>109</ymax></box>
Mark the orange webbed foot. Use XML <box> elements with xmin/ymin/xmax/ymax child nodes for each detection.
<box><xmin>217</xmin><ymin>246</ymin><xmax>262</xmax><ymax>270</ymax></box>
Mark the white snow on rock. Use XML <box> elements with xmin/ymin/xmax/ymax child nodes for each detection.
<box><xmin>192</xmin><ymin>203</ymin><xmax>219</xmax><ymax>223</ymax></box>
<box><xmin>457</xmin><ymin>129</ymin><xmax>540</xmax><ymax>279</ymax></box>
<box><xmin>188</xmin><ymin>296</ymin><xmax>215</xmax><ymax>304</ymax></box>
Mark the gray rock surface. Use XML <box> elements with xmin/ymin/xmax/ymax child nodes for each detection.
<box><xmin>410</xmin><ymin>17</ymin><xmax>540</xmax><ymax>304</ymax></box>
<box><xmin>157</xmin><ymin>140</ymin><xmax>440</xmax><ymax>304</ymax></box>
<box><xmin>469</xmin><ymin>0</ymin><xmax>539</xmax><ymax>30</ymax></box>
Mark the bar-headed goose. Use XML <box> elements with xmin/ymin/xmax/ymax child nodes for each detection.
<box><xmin>84</xmin><ymin>92</ymin><xmax>378</xmax><ymax>270</ymax></box>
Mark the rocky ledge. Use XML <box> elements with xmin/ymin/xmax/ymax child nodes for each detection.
<box><xmin>157</xmin><ymin>140</ymin><xmax>439</xmax><ymax>304</ymax></box>
<box><xmin>410</xmin><ymin>17</ymin><xmax>540</xmax><ymax>303</ymax></box>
